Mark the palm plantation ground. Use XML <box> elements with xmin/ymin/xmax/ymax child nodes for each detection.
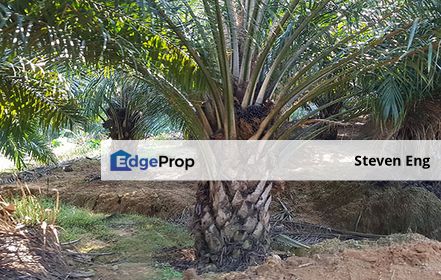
<box><xmin>1</xmin><ymin>0</ymin><xmax>441</xmax><ymax>278</ymax></box>
<box><xmin>2</xmin><ymin>157</ymin><xmax>441</xmax><ymax>279</ymax></box>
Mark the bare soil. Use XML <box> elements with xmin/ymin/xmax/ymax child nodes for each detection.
<box><xmin>214</xmin><ymin>237</ymin><xmax>441</xmax><ymax>280</ymax></box>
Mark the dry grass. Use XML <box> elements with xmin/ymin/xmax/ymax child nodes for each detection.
<box><xmin>1</xmin><ymin>182</ymin><xmax>60</xmax><ymax>230</ymax></box>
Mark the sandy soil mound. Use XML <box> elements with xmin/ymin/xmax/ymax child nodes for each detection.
<box><xmin>216</xmin><ymin>235</ymin><xmax>441</xmax><ymax>280</ymax></box>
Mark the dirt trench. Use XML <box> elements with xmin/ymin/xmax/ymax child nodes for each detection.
<box><xmin>0</xmin><ymin>158</ymin><xmax>197</xmax><ymax>221</ymax></box>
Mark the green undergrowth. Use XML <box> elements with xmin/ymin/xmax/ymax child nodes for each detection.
<box><xmin>36</xmin><ymin>198</ymin><xmax>192</xmax><ymax>248</ymax></box>
<box><xmin>56</xmin><ymin>203</ymin><xmax>191</xmax><ymax>279</ymax></box>
<box><xmin>56</xmin><ymin>203</ymin><xmax>113</xmax><ymax>242</ymax></box>
<box><xmin>8</xmin><ymin>195</ymin><xmax>190</xmax><ymax>279</ymax></box>
<box><xmin>105</xmin><ymin>214</ymin><xmax>193</xmax><ymax>261</ymax></box>
<box><xmin>11</xmin><ymin>194</ymin><xmax>59</xmax><ymax>226</ymax></box>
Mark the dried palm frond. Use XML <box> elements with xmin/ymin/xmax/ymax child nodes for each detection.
<box><xmin>394</xmin><ymin>98</ymin><xmax>441</xmax><ymax>139</ymax></box>
<box><xmin>0</xmin><ymin>195</ymin><xmax>16</xmax><ymax>231</ymax></box>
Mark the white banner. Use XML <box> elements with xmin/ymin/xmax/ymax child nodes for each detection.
<box><xmin>101</xmin><ymin>140</ymin><xmax>441</xmax><ymax>181</ymax></box>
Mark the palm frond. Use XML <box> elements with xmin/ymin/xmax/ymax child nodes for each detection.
<box><xmin>79</xmin><ymin>72</ymin><xmax>205</xmax><ymax>139</ymax></box>
<box><xmin>0</xmin><ymin>120</ymin><xmax>56</xmax><ymax>170</ymax></box>
<box><xmin>2</xmin><ymin>0</ymin><xmax>440</xmax><ymax>145</ymax></box>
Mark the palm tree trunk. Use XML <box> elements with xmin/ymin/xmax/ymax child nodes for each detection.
<box><xmin>193</xmin><ymin>180</ymin><xmax>272</xmax><ymax>271</ymax></box>
<box><xmin>103</xmin><ymin>107</ymin><xmax>137</xmax><ymax>140</ymax></box>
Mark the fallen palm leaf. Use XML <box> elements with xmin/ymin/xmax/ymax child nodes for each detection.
<box><xmin>275</xmin><ymin>234</ymin><xmax>311</xmax><ymax>249</ymax></box>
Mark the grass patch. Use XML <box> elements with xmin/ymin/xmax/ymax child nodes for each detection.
<box><xmin>56</xmin><ymin>204</ymin><xmax>114</xmax><ymax>242</ymax></box>
<box><xmin>152</xmin><ymin>265</ymin><xmax>183</xmax><ymax>280</ymax></box>
<box><xmin>11</xmin><ymin>194</ymin><xmax>59</xmax><ymax>226</ymax></box>
<box><xmin>104</xmin><ymin>214</ymin><xmax>193</xmax><ymax>262</ymax></box>
<box><xmin>23</xmin><ymin>199</ymin><xmax>193</xmax><ymax>256</ymax></box>
<box><xmin>58</xmin><ymin>208</ymin><xmax>192</xmax><ymax>279</ymax></box>
<box><xmin>3</xmin><ymin>186</ymin><xmax>59</xmax><ymax>227</ymax></box>
<box><xmin>4</xmin><ymin>194</ymin><xmax>192</xmax><ymax>279</ymax></box>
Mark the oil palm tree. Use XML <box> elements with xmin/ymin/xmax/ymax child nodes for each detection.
<box><xmin>0</xmin><ymin>51</ymin><xmax>82</xmax><ymax>169</ymax></box>
<box><xmin>80</xmin><ymin>73</ymin><xmax>189</xmax><ymax>140</ymax></box>
<box><xmin>142</xmin><ymin>0</ymin><xmax>439</xmax><ymax>270</ymax></box>
<box><xmin>357</xmin><ymin>1</ymin><xmax>441</xmax><ymax>139</ymax></box>
<box><xmin>1</xmin><ymin>0</ymin><xmax>439</xmax><ymax>270</ymax></box>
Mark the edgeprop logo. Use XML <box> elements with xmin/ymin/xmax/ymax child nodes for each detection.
<box><xmin>110</xmin><ymin>150</ymin><xmax>195</xmax><ymax>171</ymax></box>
